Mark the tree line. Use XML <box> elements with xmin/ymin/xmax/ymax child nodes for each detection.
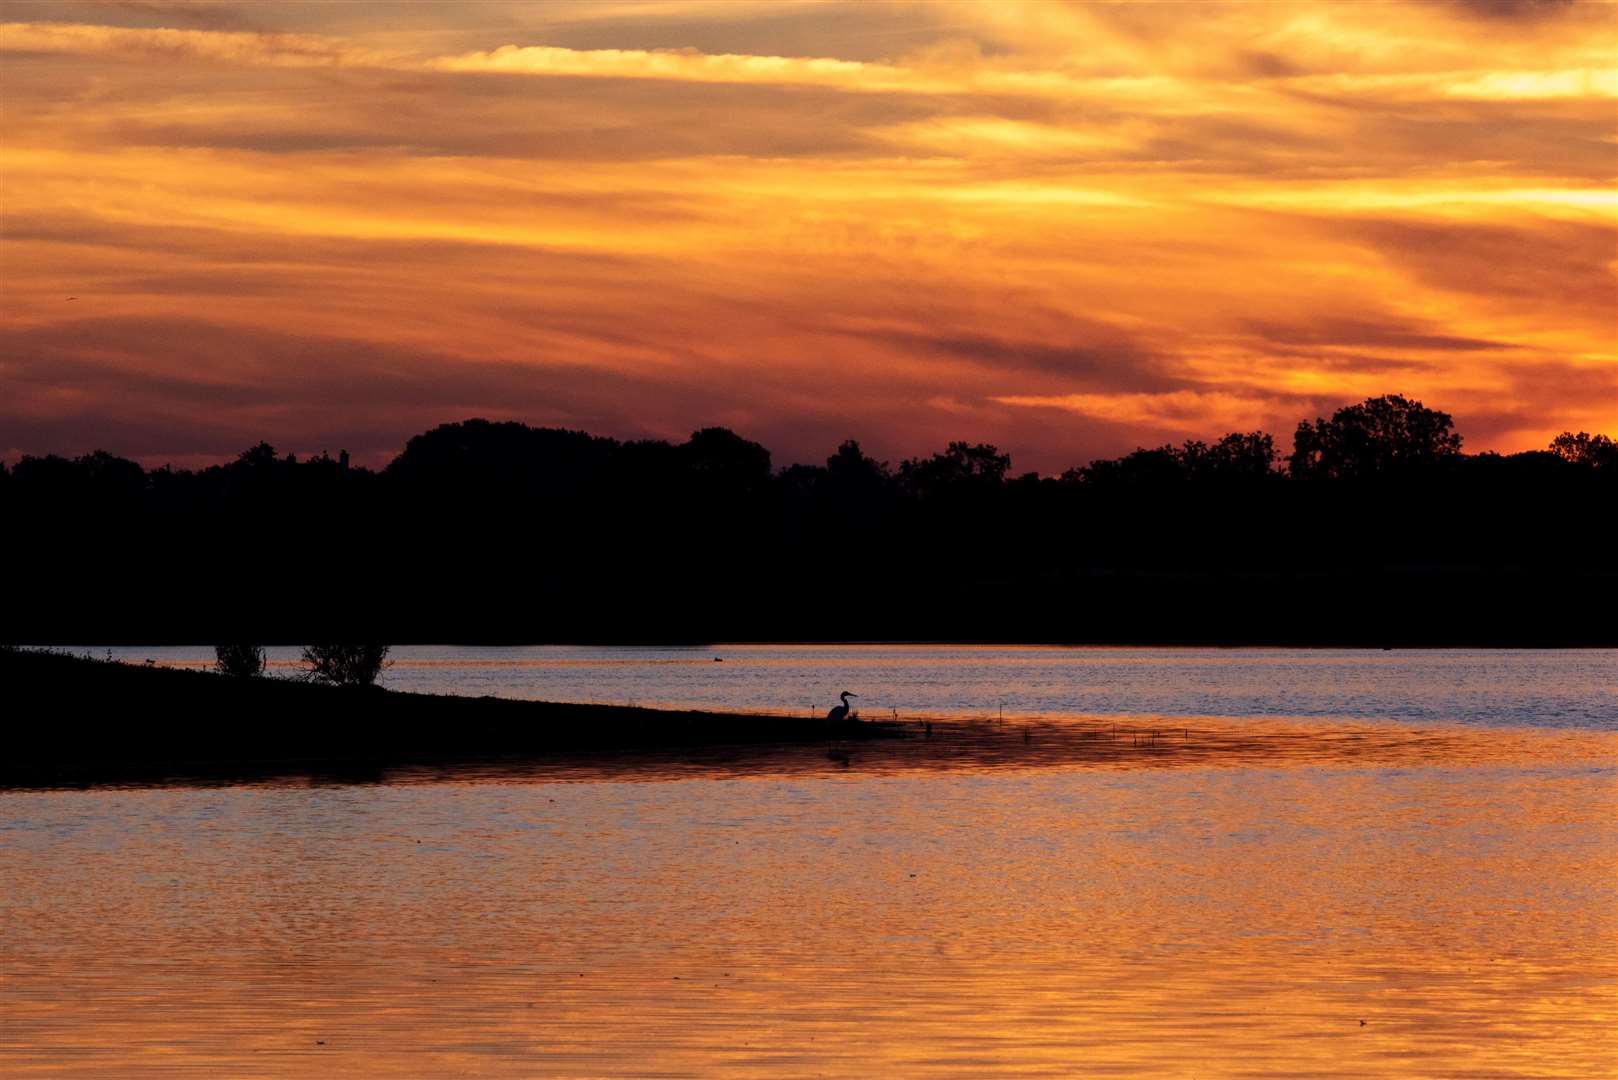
<box><xmin>4</xmin><ymin>395</ymin><xmax>1614</xmax><ymax>644</ymax></box>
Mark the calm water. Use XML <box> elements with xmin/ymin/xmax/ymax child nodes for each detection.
<box><xmin>84</xmin><ymin>645</ymin><xmax>1618</xmax><ymax>728</ymax></box>
<box><xmin>4</xmin><ymin>648</ymin><xmax>1616</xmax><ymax>1077</ymax></box>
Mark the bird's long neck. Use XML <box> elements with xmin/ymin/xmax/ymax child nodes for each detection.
<box><xmin>841</xmin><ymin>692</ymin><xmax>850</xmax><ymax>704</ymax></box>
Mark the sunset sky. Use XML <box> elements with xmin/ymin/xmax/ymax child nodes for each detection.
<box><xmin>2</xmin><ymin>0</ymin><xmax>1614</xmax><ymax>472</ymax></box>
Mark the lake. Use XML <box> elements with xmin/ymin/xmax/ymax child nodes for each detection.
<box><xmin>74</xmin><ymin>644</ymin><xmax>1618</xmax><ymax>728</ymax></box>
<box><xmin>3</xmin><ymin>647</ymin><xmax>1615</xmax><ymax>1077</ymax></box>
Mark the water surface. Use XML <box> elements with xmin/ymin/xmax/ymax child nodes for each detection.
<box><xmin>4</xmin><ymin>648</ymin><xmax>1615</xmax><ymax>1077</ymax></box>
<box><xmin>86</xmin><ymin>644</ymin><xmax>1618</xmax><ymax>729</ymax></box>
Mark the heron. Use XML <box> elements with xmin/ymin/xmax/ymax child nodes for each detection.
<box><xmin>827</xmin><ymin>690</ymin><xmax>858</xmax><ymax>723</ymax></box>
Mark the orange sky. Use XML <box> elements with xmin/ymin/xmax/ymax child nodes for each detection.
<box><xmin>2</xmin><ymin>1</ymin><xmax>1614</xmax><ymax>471</ymax></box>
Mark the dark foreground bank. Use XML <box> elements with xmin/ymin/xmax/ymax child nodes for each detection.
<box><xmin>1</xmin><ymin>649</ymin><xmax>900</xmax><ymax>787</ymax></box>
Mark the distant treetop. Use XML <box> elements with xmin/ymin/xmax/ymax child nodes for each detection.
<box><xmin>1288</xmin><ymin>394</ymin><xmax>1462</xmax><ymax>480</ymax></box>
<box><xmin>1549</xmin><ymin>431</ymin><xmax>1618</xmax><ymax>470</ymax></box>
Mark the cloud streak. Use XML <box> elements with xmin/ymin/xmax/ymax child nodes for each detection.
<box><xmin>6</xmin><ymin>18</ymin><xmax>1613</xmax><ymax>103</ymax></box>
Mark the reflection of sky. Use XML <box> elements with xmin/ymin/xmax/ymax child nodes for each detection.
<box><xmin>84</xmin><ymin>644</ymin><xmax>1618</xmax><ymax>728</ymax></box>
<box><xmin>4</xmin><ymin>761</ymin><xmax>1616</xmax><ymax>1076</ymax></box>
<box><xmin>2</xmin><ymin>2</ymin><xmax>1614</xmax><ymax>471</ymax></box>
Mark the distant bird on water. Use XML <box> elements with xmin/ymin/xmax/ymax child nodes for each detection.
<box><xmin>827</xmin><ymin>690</ymin><xmax>858</xmax><ymax>723</ymax></box>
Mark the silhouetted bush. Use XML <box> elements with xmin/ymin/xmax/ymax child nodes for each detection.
<box><xmin>215</xmin><ymin>644</ymin><xmax>266</xmax><ymax>678</ymax></box>
<box><xmin>301</xmin><ymin>644</ymin><xmax>390</xmax><ymax>687</ymax></box>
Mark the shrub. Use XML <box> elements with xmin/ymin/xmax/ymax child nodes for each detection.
<box><xmin>215</xmin><ymin>644</ymin><xmax>266</xmax><ymax>678</ymax></box>
<box><xmin>301</xmin><ymin>644</ymin><xmax>390</xmax><ymax>687</ymax></box>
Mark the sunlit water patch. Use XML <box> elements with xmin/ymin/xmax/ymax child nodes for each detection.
<box><xmin>3</xmin><ymin>749</ymin><xmax>1615</xmax><ymax>1078</ymax></box>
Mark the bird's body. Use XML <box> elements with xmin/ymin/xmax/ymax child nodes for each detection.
<box><xmin>827</xmin><ymin>690</ymin><xmax>858</xmax><ymax>723</ymax></box>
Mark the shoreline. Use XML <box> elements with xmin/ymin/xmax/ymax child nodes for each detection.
<box><xmin>2</xmin><ymin>649</ymin><xmax>902</xmax><ymax>788</ymax></box>
<box><xmin>8</xmin><ymin>648</ymin><xmax>1611</xmax><ymax>791</ymax></box>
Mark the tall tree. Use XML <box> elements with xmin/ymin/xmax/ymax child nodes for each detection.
<box><xmin>1289</xmin><ymin>395</ymin><xmax>1462</xmax><ymax>479</ymax></box>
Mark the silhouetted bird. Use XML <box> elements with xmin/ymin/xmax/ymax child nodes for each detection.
<box><xmin>827</xmin><ymin>690</ymin><xmax>857</xmax><ymax>723</ymax></box>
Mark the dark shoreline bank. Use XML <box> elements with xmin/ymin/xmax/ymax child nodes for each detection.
<box><xmin>2</xmin><ymin>649</ymin><xmax>901</xmax><ymax>789</ymax></box>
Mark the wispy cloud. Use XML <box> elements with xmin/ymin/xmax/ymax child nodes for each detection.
<box><xmin>990</xmin><ymin>391</ymin><xmax>1283</xmax><ymax>436</ymax></box>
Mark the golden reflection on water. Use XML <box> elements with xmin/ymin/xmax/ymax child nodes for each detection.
<box><xmin>3</xmin><ymin>724</ymin><xmax>1616</xmax><ymax>1078</ymax></box>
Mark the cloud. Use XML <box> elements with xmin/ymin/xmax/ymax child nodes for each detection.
<box><xmin>990</xmin><ymin>390</ymin><xmax>1292</xmax><ymax>437</ymax></box>
<box><xmin>1337</xmin><ymin>217</ymin><xmax>1618</xmax><ymax>327</ymax></box>
<box><xmin>17</xmin><ymin>17</ymin><xmax>1607</xmax><ymax>108</ymax></box>
<box><xmin>0</xmin><ymin>21</ymin><xmax>1128</xmax><ymax>100</ymax></box>
<box><xmin>843</xmin><ymin>326</ymin><xmax>1181</xmax><ymax>393</ymax></box>
<box><xmin>1454</xmin><ymin>0</ymin><xmax>1576</xmax><ymax>19</ymax></box>
<box><xmin>97</xmin><ymin>1</ymin><xmax>262</xmax><ymax>32</ymax></box>
<box><xmin>0</xmin><ymin>21</ymin><xmax>398</xmax><ymax>68</ymax></box>
<box><xmin>2</xmin><ymin>3</ymin><xmax>1613</xmax><ymax>470</ymax></box>
<box><xmin>1243</xmin><ymin>317</ymin><xmax>1510</xmax><ymax>354</ymax></box>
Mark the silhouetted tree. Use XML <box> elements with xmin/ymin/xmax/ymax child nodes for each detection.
<box><xmin>1067</xmin><ymin>432</ymin><xmax>1275</xmax><ymax>486</ymax></box>
<box><xmin>1184</xmin><ymin>431</ymin><xmax>1278</xmax><ymax>480</ymax></box>
<box><xmin>74</xmin><ymin>450</ymin><xmax>146</xmax><ymax>494</ymax></box>
<box><xmin>1289</xmin><ymin>395</ymin><xmax>1462</xmax><ymax>479</ymax></box>
<box><xmin>1071</xmin><ymin>445</ymin><xmax>1184</xmax><ymax>486</ymax></box>
<box><xmin>13</xmin><ymin>453</ymin><xmax>84</xmax><ymax>490</ymax></box>
<box><xmin>667</xmin><ymin>427</ymin><xmax>775</xmax><ymax>573</ymax></box>
<box><xmin>826</xmin><ymin>439</ymin><xmax>891</xmax><ymax>489</ymax></box>
<box><xmin>778</xmin><ymin>439</ymin><xmax>899</xmax><ymax>555</ymax></box>
<box><xmin>215</xmin><ymin>644</ymin><xmax>266</xmax><ymax>678</ymax></box>
<box><xmin>1550</xmin><ymin>431</ymin><xmax>1618</xmax><ymax>469</ymax></box>
<box><xmin>301</xmin><ymin>644</ymin><xmax>389</xmax><ymax>687</ymax></box>
<box><xmin>822</xmin><ymin>440</ymin><xmax>894</xmax><ymax>519</ymax></box>
<box><xmin>899</xmin><ymin>441</ymin><xmax>1010</xmax><ymax>498</ymax></box>
<box><xmin>386</xmin><ymin>420</ymin><xmax>615</xmax><ymax>502</ymax></box>
<box><xmin>684</xmin><ymin>426</ymin><xmax>770</xmax><ymax>477</ymax></box>
<box><xmin>233</xmin><ymin>441</ymin><xmax>281</xmax><ymax>473</ymax></box>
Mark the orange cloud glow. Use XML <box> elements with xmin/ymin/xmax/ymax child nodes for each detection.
<box><xmin>2</xmin><ymin>1</ymin><xmax>1613</xmax><ymax>470</ymax></box>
